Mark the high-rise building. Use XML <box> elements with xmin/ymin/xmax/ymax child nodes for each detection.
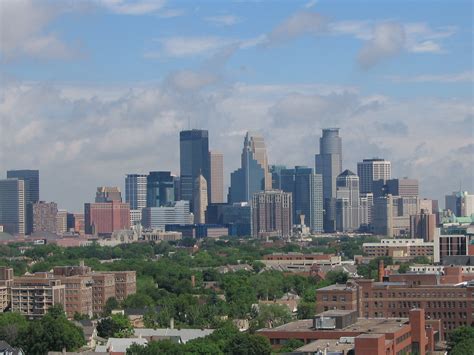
<box><xmin>252</xmin><ymin>190</ymin><xmax>292</xmax><ymax>238</ymax></box>
<box><xmin>84</xmin><ymin>201</ymin><xmax>130</xmax><ymax>236</ymax></box>
<box><xmin>32</xmin><ymin>201</ymin><xmax>58</xmax><ymax>234</ymax></box>
<box><xmin>146</xmin><ymin>171</ymin><xmax>175</xmax><ymax>208</ymax></box>
<box><xmin>56</xmin><ymin>209</ymin><xmax>68</xmax><ymax>234</ymax></box>
<box><xmin>95</xmin><ymin>187</ymin><xmax>122</xmax><ymax>202</ymax></box>
<box><xmin>0</xmin><ymin>179</ymin><xmax>25</xmax><ymax>235</ymax></box>
<box><xmin>125</xmin><ymin>174</ymin><xmax>147</xmax><ymax>210</ymax></box>
<box><xmin>373</xmin><ymin>194</ymin><xmax>419</xmax><ymax>237</ymax></box>
<box><xmin>193</xmin><ymin>174</ymin><xmax>208</xmax><ymax>224</ymax></box>
<box><xmin>315</xmin><ymin>128</ymin><xmax>342</xmax><ymax>232</ymax></box>
<box><xmin>335</xmin><ymin>170</ymin><xmax>361</xmax><ymax>232</ymax></box>
<box><xmin>410</xmin><ymin>209</ymin><xmax>436</xmax><ymax>242</ymax></box>
<box><xmin>280</xmin><ymin>166</ymin><xmax>323</xmax><ymax>233</ymax></box>
<box><xmin>228</xmin><ymin>132</ymin><xmax>270</xmax><ymax>203</ymax></box>
<box><xmin>209</xmin><ymin>152</ymin><xmax>224</xmax><ymax>203</ymax></box>
<box><xmin>357</xmin><ymin>158</ymin><xmax>391</xmax><ymax>194</ymax></box>
<box><xmin>142</xmin><ymin>201</ymin><xmax>193</xmax><ymax>230</ymax></box>
<box><xmin>6</xmin><ymin>170</ymin><xmax>39</xmax><ymax>234</ymax></box>
<box><xmin>386</xmin><ymin>178</ymin><xmax>419</xmax><ymax>197</ymax></box>
<box><xmin>179</xmin><ymin>130</ymin><xmax>210</xmax><ymax>210</ymax></box>
<box><xmin>445</xmin><ymin>191</ymin><xmax>474</xmax><ymax>217</ymax></box>
<box><xmin>269</xmin><ymin>165</ymin><xmax>286</xmax><ymax>189</ymax></box>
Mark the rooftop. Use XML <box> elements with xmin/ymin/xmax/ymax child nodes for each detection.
<box><xmin>317</xmin><ymin>283</ymin><xmax>357</xmax><ymax>291</ymax></box>
<box><xmin>294</xmin><ymin>338</ymin><xmax>354</xmax><ymax>353</ymax></box>
<box><xmin>134</xmin><ymin>328</ymin><xmax>214</xmax><ymax>344</ymax></box>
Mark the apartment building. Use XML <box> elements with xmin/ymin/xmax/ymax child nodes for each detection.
<box><xmin>91</xmin><ymin>273</ymin><xmax>116</xmax><ymax>315</ymax></box>
<box><xmin>362</xmin><ymin>238</ymin><xmax>435</xmax><ymax>262</ymax></box>
<box><xmin>112</xmin><ymin>271</ymin><xmax>136</xmax><ymax>303</ymax></box>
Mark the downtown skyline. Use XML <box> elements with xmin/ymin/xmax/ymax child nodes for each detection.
<box><xmin>0</xmin><ymin>0</ymin><xmax>472</xmax><ymax>212</ymax></box>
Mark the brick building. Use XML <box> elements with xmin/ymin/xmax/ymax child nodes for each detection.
<box><xmin>258</xmin><ymin>308</ymin><xmax>438</xmax><ymax>355</ymax></box>
<box><xmin>316</xmin><ymin>267</ymin><xmax>474</xmax><ymax>338</ymax></box>
<box><xmin>84</xmin><ymin>200</ymin><xmax>130</xmax><ymax>236</ymax></box>
<box><xmin>362</xmin><ymin>238</ymin><xmax>435</xmax><ymax>262</ymax></box>
<box><xmin>252</xmin><ymin>190</ymin><xmax>293</xmax><ymax>238</ymax></box>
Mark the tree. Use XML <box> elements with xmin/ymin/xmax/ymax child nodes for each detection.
<box><xmin>450</xmin><ymin>338</ymin><xmax>474</xmax><ymax>355</ymax></box>
<box><xmin>297</xmin><ymin>301</ymin><xmax>315</xmax><ymax>319</ymax></box>
<box><xmin>97</xmin><ymin>314</ymin><xmax>133</xmax><ymax>338</ymax></box>
<box><xmin>19</xmin><ymin>305</ymin><xmax>85</xmax><ymax>354</ymax></box>
<box><xmin>225</xmin><ymin>333</ymin><xmax>271</xmax><ymax>355</ymax></box>
<box><xmin>122</xmin><ymin>293</ymin><xmax>154</xmax><ymax>309</ymax></box>
<box><xmin>325</xmin><ymin>270</ymin><xmax>348</xmax><ymax>284</ymax></box>
<box><xmin>250</xmin><ymin>304</ymin><xmax>292</xmax><ymax>331</ymax></box>
<box><xmin>447</xmin><ymin>326</ymin><xmax>474</xmax><ymax>349</ymax></box>
<box><xmin>279</xmin><ymin>338</ymin><xmax>304</xmax><ymax>353</ymax></box>
<box><xmin>103</xmin><ymin>297</ymin><xmax>120</xmax><ymax>316</ymax></box>
<box><xmin>0</xmin><ymin>312</ymin><xmax>28</xmax><ymax>346</ymax></box>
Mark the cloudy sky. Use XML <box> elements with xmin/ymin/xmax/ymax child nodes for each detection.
<box><xmin>0</xmin><ymin>0</ymin><xmax>472</xmax><ymax>212</ymax></box>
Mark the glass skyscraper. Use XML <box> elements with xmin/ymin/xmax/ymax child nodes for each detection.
<box><xmin>179</xmin><ymin>130</ymin><xmax>210</xmax><ymax>210</ymax></box>
<box><xmin>146</xmin><ymin>171</ymin><xmax>175</xmax><ymax>208</ymax></box>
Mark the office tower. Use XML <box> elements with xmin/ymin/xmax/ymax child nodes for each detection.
<box><xmin>56</xmin><ymin>209</ymin><xmax>68</xmax><ymax>234</ymax></box>
<box><xmin>193</xmin><ymin>174</ymin><xmax>208</xmax><ymax>224</ymax></box>
<box><xmin>386</xmin><ymin>178</ymin><xmax>419</xmax><ymax>197</ymax></box>
<box><xmin>7</xmin><ymin>170</ymin><xmax>39</xmax><ymax>234</ymax></box>
<box><xmin>84</xmin><ymin>201</ymin><xmax>130</xmax><ymax>236</ymax></box>
<box><xmin>252</xmin><ymin>190</ymin><xmax>292</xmax><ymax>238</ymax></box>
<box><xmin>146</xmin><ymin>171</ymin><xmax>175</xmax><ymax>208</ymax></box>
<box><xmin>0</xmin><ymin>179</ymin><xmax>25</xmax><ymax>235</ymax></box>
<box><xmin>315</xmin><ymin>128</ymin><xmax>342</xmax><ymax>232</ymax></box>
<box><xmin>179</xmin><ymin>130</ymin><xmax>210</xmax><ymax>210</ymax></box>
<box><xmin>280</xmin><ymin>166</ymin><xmax>323</xmax><ymax>233</ymax></box>
<box><xmin>33</xmin><ymin>201</ymin><xmax>58</xmax><ymax>233</ymax></box>
<box><xmin>445</xmin><ymin>191</ymin><xmax>474</xmax><ymax>217</ymax></box>
<box><xmin>373</xmin><ymin>195</ymin><xmax>419</xmax><ymax>237</ymax></box>
<box><xmin>359</xmin><ymin>192</ymin><xmax>374</xmax><ymax>228</ymax></box>
<box><xmin>222</xmin><ymin>203</ymin><xmax>252</xmax><ymax>236</ymax></box>
<box><xmin>269</xmin><ymin>165</ymin><xmax>287</xmax><ymax>189</ymax></box>
<box><xmin>142</xmin><ymin>201</ymin><xmax>192</xmax><ymax>230</ymax></box>
<box><xmin>125</xmin><ymin>174</ymin><xmax>147</xmax><ymax>210</ymax></box>
<box><xmin>357</xmin><ymin>158</ymin><xmax>391</xmax><ymax>194</ymax></box>
<box><xmin>335</xmin><ymin>170</ymin><xmax>361</xmax><ymax>232</ymax></box>
<box><xmin>410</xmin><ymin>209</ymin><xmax>436</xmax><ymax>242</ymax></box>
<box><xmin>95</xmin><ymin>187</ymin><xmax>122</xmax><ymax>202</ymax></box>
<box><xmin>228</xmin><ymin>132</ymin><xmax>270</xmax><ymax>203</ymax></box>
<box><xmin>73</xmin><ymin>213</ymin><xmax>85</xmax><ymax>234</ymax></box>
<box><xmin>209</xmin><ymin>152</ymin><xmax>224</xmax><ymax>203</ymax></box>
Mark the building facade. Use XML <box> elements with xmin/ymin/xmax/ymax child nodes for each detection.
<box><xmin>32</xmin><ymin>201</ymin><xmax>58</xmax><ymax>233</ymax></box>
<box><xmin>357</xmin><ymin>158</ymin><xmax>391</xmax><ymax>194</ymax></box>
<box><xmin>209</xmin><ymin>151</ymin><xmax>224</xmax><ymax>203</ymax></box>
<box><xmin>125</xmin><ymin>174</ymin><xmax>147</xmax><ymax>210</ymax></box>
<box><xmin>335</xmin><ymin>170</ymin><xmax>361</xmax><ymax>232</ymax></box>
<box><xmin>0</xmin><ymin>179</ymin><xmax>25</xmax><ymax>235</ymax></box>
<box><xmin>95</xmin><ymin>186</ymin><xmax>122</xmax><ymax>202</ymax></box>
<box><xmin>193</xmin><ymin>174</ymin><xmax>208</xmax><ymax>224</ymax></box>
<box><xmin>142</xmin><ymin>201</ymin><xmax>192</xmax><ymax>230</ymax></box>
<box><xmin>84</xmin><ymin>201</ymin><xmax>130</xmax><ymax>236</ymax></box>
<box><xmin>252</xmin><ymin>190</ymin><xmax>292</xmax><ymax>238</ymax></box>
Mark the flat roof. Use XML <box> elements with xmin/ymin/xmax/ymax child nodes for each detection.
<box><xmin>317</xmin><ymin>283</ymin><xmax>357</xmax><ymax>291</ymax></box>
<box><xmin>259</xmin><ymin>317</ymin><xmax>409</xmax><ymax>334</ymax></box>
<box><xmin>295</xmin><ymin>339</ymin><xmax>354</xmax><ymax>352</ymax></box>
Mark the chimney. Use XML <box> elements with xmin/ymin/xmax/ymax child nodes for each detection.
<box><xmin>378</xmin><ymin>259</ymin><xmax>384</xmax><ymax>282</ymax></box>
<box><xmin>191</xmin><ymin>275</ymin><xmax>196</xmax><ymax>288</ymax></box>
<box><xmin>170</xmin><ymin>317</ymin><xmax>175</xmax><ymax>329</ymax></box>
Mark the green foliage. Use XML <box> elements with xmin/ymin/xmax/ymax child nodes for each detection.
<box><xmin>97</xmin><ymin>314</ymin><xmax>133</xmax><ymax>338</ymax></box>
<box><xmin>357</xmin><ymin>256</ymin><xmax>393</xmax><ymax>279</ymax></box>
<box><xmin>225</xmin><ymin>332</ymin><xmax>271</xmax><ymax>355</ymax></box>
<box><xmin>19</xmin><ymin>305</ymin><xmax>85</xmax><ymax>354</ymax></box>
<box><xmin>0</xmin><ymin>312</ymin><xmax>28</xmax><ymax>346</ymax></box>
<box><xmin>279</xmin><ymin>338</ymin><xmax>304</xmax><ymax>353</ymax></box>
<box><xmin>448</xmin><ymin>326</ymin><xmax>474</xmax><ymax>349</ymax></box>
<box><xmin>325</xmin><ymin>270</ymin><xmax>348</xmax><ymax>284</ymax></box>
<box><xmin>103</xmin><ymin>297</ymin><xmax>120</xmax><ymax>316</ymax></box>
<box><xmin>450</xmin><ymin>338</ymin><xmax>474</xmax><ymax>355</ymax></box>
<box><xmin>297</xmin><ymin>301</ymin><xmax>315</xmax><ymax>319</ymax></box>
<box><xmin>250</xmin><ymin>304</ymin><xmax>292</xmax><ymax>331</ymax></box>
<box><xmin>122</xmin><ymin>293</ymin><xmax>154</xmax><ymax>309</ymax></box>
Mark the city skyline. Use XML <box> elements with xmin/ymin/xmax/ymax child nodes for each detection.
<box><xmin>0</xmin><ymin>0</ymin><xmax>472</xmax><ymax>212</ymax></box>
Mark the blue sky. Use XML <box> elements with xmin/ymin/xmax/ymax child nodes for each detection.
<box><xmin>0</xmin><ymin>0</ymin><xmax>472</xmax><ymax>211</ymax></box>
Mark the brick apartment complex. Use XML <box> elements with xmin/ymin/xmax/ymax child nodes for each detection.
<box><xmin>258</xmin><ymin>308</ymin><xmax>439</xmax><ymax>355</ymax></box>
<box><xmin>84</xmin><ymin>200</ymin><xmax>130</xmax><ymax>236</ymax></box>
<box><xmin>0</xmin><ymin>265</ymin><xmax>136</xmax><ymax>318</ymax></box>
<box><xmin>316</xmin><ymin>267</ymin><xmax>474</xmax><ymax>338</ymax></box>
<box><xmin>252</xmin><ymin>190</ymin><xmax>293</xmax><ymax>238</ymax></box>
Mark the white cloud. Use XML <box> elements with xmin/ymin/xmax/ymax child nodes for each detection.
<box><xmin>0</xmin><ymin>0</ymin><xmax>76</xmax><ymax>60</ymax></box>
<box><xmin>304</xmin><ymin>0</ymin><xmax>318</xmax><ymax>9</ymax></box>
<box><xmin>386</xmin><ymin>71</ymin><xmax>474</xmax><ymax>83</ymax></box>
<box><xmin>145</xmin><ymin>36</ymin><xmax>231</xmax><ymax>58</ymax></box>
<box><xmin>99</xmin><ymin>0</ymin><xmax>165</xmax><ymax>15</ymax></box>
<box><xmin>205</xmin><ymin>15</ymin><xmax>241</xmax><ymax>26</ymax></box>
<box><xmin>358</xmin><ymin>22</ymin><xmax>406</xmax><ymax>69</ymax></box>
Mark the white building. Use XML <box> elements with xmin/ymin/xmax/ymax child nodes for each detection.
<box><xmin>142</xmin><ymin>201</ymin><xmax>193</xmax><ymax>230</ymax></box>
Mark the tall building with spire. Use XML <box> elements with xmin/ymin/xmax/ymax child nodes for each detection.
<box><xmin>193</xmin><ymin>174</ymin><xmax>208</xmax><ymax>224</ymax></box>
<box><xmin>315</xmin><ymin>128</ymin><xmax>342</xmax><ymax>232</ymax></box>
<box><xmin>228</xmin><ymin>132</ymin><xmax>270</xmax><ymax>203</ymax></box>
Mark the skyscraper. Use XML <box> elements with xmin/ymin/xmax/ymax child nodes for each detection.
<box><xmin>146</xmin><ymin>172</ymin><xmax>175</xmax><ymax>208</ymax></box>
<box><xmin>357</xmin><ymin>158</ymin><xmax>391</xmax><ymax>194</ymax></box>
<box><xmin>125</xmin><ymin>174</ymin><xmax>147</xmax><ymax>210</ymax></box>
<box><xmin>0</xmin><ymin>179</ymin><xmax>25</xmax><ymax>235</ymax></box>
<box><xmin>315</xmin><ymin>129</ymin><xmax>342</xmax><ymax>232</ymax></box>
<box><xmin>209</xmin><ymin>151</ymin><xmax>224</xmax><ymax>203</ymax></box>
<box><xmin>33</xmin><ymin>201</ymin><xmax>58</xmax><ymax>234</ymax></box>
<box><xmin>179</xmin><ymin>130</ymin><xmax>210</xmax><ymax>210</ymax></box>
<box><xmin>280</xmin><ymin>166</ymin><xmax>323</xmax><ymax>233</ymax></box>
<box><xmin>6</xmin><ymin>170</ymin><xmax>39</xmax><ymax>234</ymax></box>
<box><xmin>445</xmin><ymin>191</ymin><xmax>474</xmax><ymax>217</ymax></box>
<box><xmin>95</xmin><ymin>187</ymin><xmax>122</xmax><ymax>202</ymax></box>
<box><xmin>386</xmin><ymin>178</ymin><xmax>419</xmax><ymax>197</ymax></box>
<box><xmin>193</xmin><ymin>174</ymin><xmax>208</xmax><ymax>224</ymax></box>
<box><xmin>252</xmin><ymin>190</ymin><xmax>292</xmax><ymax>238</ymax></box>
<box><xmin>335</xmin><ymin>170</ymin><xmax>361</xmax><ymax>232</ymax></box>
<box><xmin>228</xmin><ymin>132</ymin><xmax>269</xmax><ymax>203</ymax></box>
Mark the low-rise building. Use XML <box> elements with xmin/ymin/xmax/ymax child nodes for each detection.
<box><xmin>363</xmin><ymin>238</ymin><xmax>434</xmax><ymax>262</ymax></box>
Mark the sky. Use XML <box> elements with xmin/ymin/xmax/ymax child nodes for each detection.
<box><xmin>0</xmin><ymin>0</ymin><xmax>472</xmax><ymax>212</ymax></box>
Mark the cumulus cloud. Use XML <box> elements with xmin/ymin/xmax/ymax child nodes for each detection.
<box><xmin>144</xmin><ymin>36</ymin><xmax>232</xmax><ymax>58</ymax></box>
<box><xmin>0</xmin><ymin>0</ymin><xmax>77</xmax><ymax>60</ymax></box>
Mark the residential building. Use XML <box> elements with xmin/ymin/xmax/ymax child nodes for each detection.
<box><xmin>0</xmin><ymin>179</ymin><xmax>25</xmax><ymax>235</ymax></box>
<box><xmin>59</xmin><ymin>275</ymin><xmax>93</xmax><ymax>318</ymax></box>
<box><xmin>228</xmin><ymin>132</ymin><xmax>270</xmax><ymax>203</ymax></box>
<box><xmin>252</xmin><ymin>190</ymin><xmax>292</xmax><ymax>238</ymax></box>
<box><xmin>193</xmin><ymin>174</ymin><xmax>208</xmax><ymax>224</ymax></box>
<box><xmin>95</xmin><ymin>186</ymin><xmax>122</xmax><ymax>202</ymax></box>
<box><xmin>142</xmin><ymin>201</ymin><xmax>192</xmax><ymax>230</ymax></box>
<box><xmin>357</xmin><ymin>158</ymin><xmax>391</xmax><ymax>194</ymax></box>
<box><xmin>32</xmin><ymin>201</ymin><xmax>58</xmax><ymax>233</ymax></box>
<box><xmin>315</xmin><ymin>128</ymin><xmax>342</xmax><ymax>232</ymax></box>
<box><xmin>84</xmin><ymin>201</ymin><xmax>130</xmax><ymax>236</ymax></box>
<box><xmin>280</xmin><ymin>166</ymin><xmax>323</xmax><ymax>233</ymax></box>
<box><xmin>363</xmin><ymin>238</ymin><xmax>435</xmax><ymax>261</ymax></box>
<box><xmin>209</xmin><ymin>151</ymin><xmax>224</xmax><ymax>203</ymax></box>
<box><xmin>6</xmin><ymin>170</ymin><xmax>39</xmax><ymax>235</ymax></box>
<box><xmin>180</xmin><ymin>130</ymin><xmax>210</xmax><ymax>210</ymax></box>
<box><xmin>112</xmin><ymin>271</ymin><xmax>136</xmax><ymax>302</ymax></box>
<box><xmin>258</xmin><ymin>309</ymin><xmax>436</xmax><ymax>355</ymax></box>
<box><xmin>91</xmin><ymin>273</ymin><xmax>116</xmax><ymax>315</ymax></box>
